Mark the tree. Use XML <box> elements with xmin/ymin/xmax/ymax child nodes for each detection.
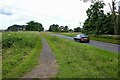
<box><xmin>59</xmin><ymin>26</ymin><xmax>64</xmax><ymax>32</ymax></box>
<box><xmin>26</xmin><ymin>21</ymin><xmax>44</xmax><ymax>31</ymax></box>
<box><xmin>64</xmin><ymin>25</ymin><xmax>69</xmax><ymax>32</ymax></box>
<box><xmin>81</xmin><ymin>0</ymin><xmax>103</xmax><ymax>3</ymax></box>
<box><xmin>69</xmin><ymin>29</ymin><xmax>73</xmax><ymax>32</ymax></box>
<box><xmin>74</xmin><ymin>27</ymin><xmax>81</xmax><ymax>32</ymax></box>
<box><xmin>81</xmin><ymin>0</ymin><xmax>119</xmax><ymax>35</ymax></box>
<box><xmin>48</xmin><ymin>24</ymin><xmax>59</xmax><ymax>32</ymax></box>
<box><xmin>108</xmin><ymin>0</ymin><xmax>118</xmax><ymax>35</ymax></box>
<box><xmin>48</xmin><ymin>24</ymin><xmax>70</xmax><ymax>32</ymax></box>
<box><xmin>7</xmin><ymin>24</ymin><xmax>23</xmax><ymax>31</ymax></box>
<box><xmin>83</xmin><ymin>1</ymin><xmax>106</xmax><ymax>34</ymax></box>
<box><xmin>118</xmin><ymin>15</ymin><xmax>120</xmax><ymax>34</ymax></box>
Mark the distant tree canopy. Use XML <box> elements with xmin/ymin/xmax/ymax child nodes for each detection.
<box><xmin>118</xmin><ymin>15</ymin><xmax>120</xmax><ymax>34</ymax></box>
<box><xmin>48</xmin><ymin>24</ymin><xmax>69</xmax><ymax>32</ymax></box>
<box><xmin>74</xmin><ymin>27</ymin><xmax>81</xmax><ymax>32</ymax></box>
<box><xmin>69</xmin><ymin>29</ymin><xmax>73</xmax><ymax>32</ymax></box>
<box><xmin>26</xmin><ymin>21</ymin><xmax>44</xmax><ymax>31</ymax></box>
<box><xmin>7</xmin><ymin>24</ymin><xmax>25</xmax><ymax>31</ymax></box>
<box><xmin>82</xmin><ymin>1</ymin><xmax>116</xmax><ymax>35</ymax></box>
<box><xmin>48</xmin><ymin>24</ymin><xmax>59</xmax><ymax>32</ymax></box>
<box><xmin>64</xmin><ymin>25</ymin><xmax>69</xmax><ymax>32</ymax></box>
<box><xmin>6</xmin><ymin>21</ymin><xmax>44</xmax><ymax>32</ymax></box>
<box><xmin>81</xmin><ymin>0</ymin><xmax>119</xmax><ymax>35</ymax></box>
<box><xmin>81</xmin><ymin>0</ymin><xmax>103</xmax><ymax>3</ymax></box>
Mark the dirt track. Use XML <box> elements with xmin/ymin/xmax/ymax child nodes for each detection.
<box><xmin>22</xmin><ymin>38</ymin><xmax>58</xmax><ymax>78</ymax></box>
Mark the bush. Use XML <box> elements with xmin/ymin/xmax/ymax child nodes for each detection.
<box><xmin>2</xmin><ymin>32</ymin><xmax>42</xmax><ymax>77</ymax></box>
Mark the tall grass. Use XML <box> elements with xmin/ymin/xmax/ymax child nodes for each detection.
<box><xmin>0</xmin><ymin>32</ymin><xmax>2</xmax><ymax>55</ymax></box>
<box><xmin>89</xmin><ymin>34</ymin><xmax>120</xmax><ymax>44</ymax></box>
<box><xmin>0</xmin><ymin>32</ymin><xmax>2</xmax><ymax>79</ymax></box>
<box><xmin>59</xmin><ymin>32</ymin><xmax>79</xmax><ymax>37</ymax></box>
<box><xmin>41</xmin><ymin>32</ymin><xmax>118</xmax><ymax>78</ymax></box>
<box><xmin>2</xmin><ymin>31</ymin><xmax>42</xmax><ymax>78</ymax></box>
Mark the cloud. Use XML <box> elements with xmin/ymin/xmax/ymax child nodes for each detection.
<box><xmin>0</xmin><ymin>0</ymin><xmax>116</xmax><ymax>30</ymax></box>
<box><xmin>0</xmin><ymin>7</ymin><xmax>13</xmax><ymax>15</ymax></box>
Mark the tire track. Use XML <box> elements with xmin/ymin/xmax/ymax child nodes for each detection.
<box><xmin>22</xmin><ymin>38</ymin><xmax>58</xmax><ymax>78</ymax></box>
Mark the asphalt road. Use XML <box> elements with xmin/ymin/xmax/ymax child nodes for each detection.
<box><xmin>52</xmin><ymin>34</ymin><xmax>119</xmax><ymax>54</ymax></box>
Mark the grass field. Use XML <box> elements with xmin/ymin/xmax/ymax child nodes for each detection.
<box><xmin>2</xmin><ymin>31</ymin><xmax>42</xmax><ymax>78</ymax></box>
<box><xmin>59</xmin><ymin>32</ymin><xmax>120</xmax><ymax>44</ymax></box>
<box><xmin>41</xmin><ymin>32</ymin><xmax>118</xmax><ymax>78</ymax></box>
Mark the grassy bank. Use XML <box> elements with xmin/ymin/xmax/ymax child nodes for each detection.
<box><xmin>59</xmin><ymin>32</ymin><xmax>120</xmax><ymax>44</ymax></box>
<box><xmin>0</xmin><ymin>32</ymin><xmax>2</xmax><ymax>79</ymax></box>
<box><xmin>59</xmin><ymin>32</ymin><xmax>80</xmax><ymax>37</ymax></box>
<box><xmin>41</xmin><ymin>32</ymin><xmax>118</xmax><ymax>78</ymax></box>
<box><xmin>89</xmin><ymin>35</ymin><xmax>120</xmax><ymax>44</ymax></box>
<box><xmin>2</xmin><ymin>31</ymin><xmax>42</xmax><ymax>78</ymax></box>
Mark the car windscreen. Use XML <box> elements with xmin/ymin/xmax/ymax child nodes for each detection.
<box><xmin>80</xmin><ymin>34</ymin><xmax>88</xmax><ymax>37</ymax></box>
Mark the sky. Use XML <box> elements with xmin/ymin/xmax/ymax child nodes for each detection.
<box><xmin>0</xmin><ymin>0</ymin><xmax>120</xmax><ymax>30</ymax></box>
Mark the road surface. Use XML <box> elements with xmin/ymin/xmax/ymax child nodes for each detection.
<box><xmin>52</xmin><ymin>34</ymin><xmax>119</xmax><ymax>54</ymax></box>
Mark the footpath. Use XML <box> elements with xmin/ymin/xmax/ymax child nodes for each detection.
<box><xmin>22</xmin><ymin>38</ymin><xmax>58</xmax><ymax>78</ymax></box>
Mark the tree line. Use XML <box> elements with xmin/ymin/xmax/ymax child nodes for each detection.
<box><xmin>82</xmin><ymin>0</ymin><xmax>120</xmax><ymax>35</ymax></box>
<box><xmin>46</xmin><ymin>0</ymin><xmax>120</xmax><ymax>34</ymax></box>
<box><xmin>48</xmin><ymin>24</ymin><xmax>81</xmax><ymax>32</ymax></box>
<box><xmin>6</xmin><ymin>0</ymin><xmax>119</xmax><ymax>35</ymax></box>
<box><xmin>6</xmin><ymin>21</ymin><xmax>82</xmax><ymax>32</ymax></box>
<box><xmin>6</xmin><ymin>21</ymin><xmax>44</xmax><ymax>32</ymax></box>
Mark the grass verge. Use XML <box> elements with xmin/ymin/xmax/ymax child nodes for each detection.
<box><xmin>59</xmin><ymin>32</ymin><xmax>80</xmax><ymax>37</ymax></box>
<box><xmin>0</xmin><ymin>32</ymin><xmax>2</xmax><ymax>79</ymax></box>
<box><xmin>2</xmin><ymin>31</ymin><xmax>42</xmax><ymax>78</ymax></box>
<box><xmin>41</xmin><ymin>32</ymin><xmax>118</xmax><ymax>78</ymax></box>
<box><xmin>59</xmin><ymin>32</ymin><xmax>120</xmax><ymax>44</ymax></box>
<box><xmin>89</xmin><ymin>35</ymin><xmax>120</xmax><ymax>44</ymax></box>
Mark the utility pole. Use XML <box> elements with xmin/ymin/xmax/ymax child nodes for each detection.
<box><xmin>79</xmin><ymin>22</ymin><xmax>84</xmax><ymax>28</ymax></box>
<box><xmin>79</xmin><ymin>22</ymin><xmax>81</xmax><ymax>28</ymax></box>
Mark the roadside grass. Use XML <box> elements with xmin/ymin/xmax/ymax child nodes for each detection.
<box><xmin>59</xmin><ymin>32</ymin><xmax>80</xmax><ymax>37</ymax></box>
<box><xmin>0</xmin><ymin>32</ymin><xmax>2</xmax><ymax>44</ymax></box>
<box><xmin>2</xmin><ymin>31</ymin><xmax>42</xmax><ymax>78</ymax></box>
<box><xmin>59</xmin><ymin>32</ymin><xmax>120</xmax><ymax>44</ymax></box>
<box><xmin>41</xmin><ymin>32</ymin><xmax>118</xmax><ymax>78</ymax></box>
<box><xmin>0</xmin><ymin>61</ymin><xmax>1</xmax><ymax>80</ymax></box>
<box><xmin>89</xmin><ymin>34</ymin><xmax>120</xmax><ymax>44</ymax></box>
<box><xmin>0</xmin><ymin>32</ymin><xmax>2</xmax><ymax>79</ymax></box>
